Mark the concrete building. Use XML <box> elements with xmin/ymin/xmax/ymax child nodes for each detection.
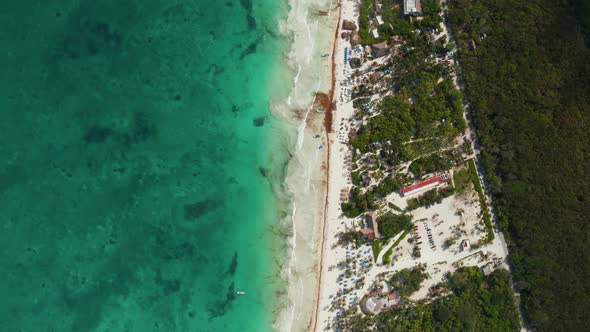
<box><xmin>404</xmin><ymin>0</ymin><xmax>422</xmax><ymax>16</ymax></box>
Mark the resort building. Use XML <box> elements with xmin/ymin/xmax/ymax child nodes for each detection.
<box><xmin>363</xmin><ymin>291</ymin><xmax>401</xmax><ymax>315</ymax></box>
<box><xmin>400</xmin><ymin>174</ymin><xmax>445</xmax><ymax>196</ymax></box>
<box><xmin>359</xmin><ymin>211</ymin><xmax>381</xmax><ymax>240</ymax></box>
<box><xmin>371</xmin><ymin>41</ymin><xmax>389</xmax><ymax>58</ymax></box>
<box><xmin>403</xmin><ymin>0</ymin><xmax>422</xmax><ymax>16</ymax></box>
<box><xmin>365</xmin><ymin>296</ymin><xmax>387</xmax><ymax>314</ymax></box>
<box><xmin>376</xmin><ymin>15</ymin><xmax>384</xmax><ymax>26</ymax></box>
<box><xmin>371</xmin><ymin>28</ymin><xmax>380</xmax><ymax>39</ymax></box>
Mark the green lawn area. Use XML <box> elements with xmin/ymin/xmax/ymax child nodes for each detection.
<box><xmin>453</xmin><ymin>167</ymin><xmax>471</xmax><ymax>193</ymax></box>
<box><xmin>467</xmin><ymin>159</ymin><xmax>494</xmax><ymax>243</ymax></box>
<box><xmin>382</xmin><ymin>229</ymin><xmax>410</xmax><ymax>264</ymax></box>
<box><xmin>372</xmin><ymin>238</ymin><xmax>387</xmax><ymax>261</ymax></box>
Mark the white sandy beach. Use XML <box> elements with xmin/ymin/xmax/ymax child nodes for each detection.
<box><xmin>311</xmin><ymin>0</ymin><xmax>360</xmax><ymax>330</ymax></box>
<box><xmin>273</xmin><ymin>0</ymin><xmax>341</xmax><ymax>331</ymax></box>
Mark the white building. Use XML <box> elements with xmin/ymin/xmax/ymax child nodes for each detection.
<box><xmin>461</xmin><ymin>239</ymin><xmax>471</xmax><ymax>251</ymax></box>
<box><xmin>376</xmin><ymin>15</ymin><xmax>384</xmax><ymax>26</ymax></box>
<box><xmin>404</xmin><ymin>0</ymin><xmax>422</xmax><ymax>16</ymax></box>
<box><xmin>371</xmin><ymin>29</ymin><xmax>380</xmax><ymax>39</ymax></box>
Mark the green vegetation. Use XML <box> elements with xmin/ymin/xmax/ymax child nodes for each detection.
<box><xmin>388</xmin><ymin>265</ymin><xmax>428</xmax><ymax>297</ymax></box>
<box><xmin>388</xmin><ymin>202</ymin><xmax>403</xmax><ymax>212</ymax></box>
<box><xmin>338</xmin><ymin>230</ymin><xmax>362</xmax><ymax>247</ymax></box>
<box><xmin>341</xmin><ymin>187</ymin><xmax>377</xmax><ymax>217</ymax></box>
<box><xmin>341</xmin><ymin>175</ymin><xmax>405</xmax><ymax>217</ymax></box>
<box><xmin>351</xmin><ymin>171</ymin><xmax>360</xmax><ymax>185</ymax></box>
<box><xmin>372</xmin><ymin>238</ymin><xmax>387</xmax><ymax>262</ymax></box>
<box><xmin>377</xmin><ymin>212</ymin><xmax>412</xmax><ymax>238</ymax></box>
<box><xmin>352</xmin><ymin>78</ymin><xmax>466</xmax><ymax>155</ymax></box>
<box><xmin>394</xmin><ymin>229</ymin><xmax>410</xmax><ymax>247</ymax></box>
<box><xmin>406</xmin><ymin>187</ymin><xmax>455</xmax><ymax>210</ymax></box>
<box><xmin>397</xmin><ymin>136</ymin><xmax>454</xmax><ymax>164</ymax></box>
<box><xmin>376</xmin><ymin>268</ymin><xmax>520</xmax><ymax>331</ymax></box>
<box><xmin>358</xmin><ymin>0</ymin><xmax>404</xmax><ymax>44</ymax></box>
<box><xmin>358</xmin><ymin>0</ymin><xmax>442</xmax><ymax>45</ymax></box>
<box><xmin>333</xmin><ymin>268</ymin><xmax>519</xmax><ymax>331</ymax></box>
<box><xmin>452</xmin><ymin>167</ymin><xmax>471</xmax><ymax>193</ymax></box>
<box><xmin>351</xmin><ymin>83</ymin><xmax>374</xmax><ymax>100</ymax></box>
<box><xmin>409</xmin><ymin>151</ymin><xmax>455</xmax><ymax>177</ymax></box>
<box><xmin>382</xmin><ymin>229</ymin><xmax>410</xmax><ymax>265</ymax></box>
<box><xmin>371</xmin><ymin>174</ymin><xmax>404</xmax><ymax>197</ymax></box>
<box><xmin>353</xmin><ymin>97</ymin><xmax>371</xmax><ymax>109</ymax></box>
<box><xmin>417</xmin><ymin>0</ymin><xmax>443</xmax><ymax>30</ymax></box>
<box><xmin>346</xmin><ymin>2</ymin><xmax>469</xmax><ymax>230</ymax></box>
<box><xmin>449</xmin><ymin>0</ymin><xmax>590</xmax><ymax>329</ymax></box>
<box><xmin>466</xmin><ymin>159</ymin><xmax>494</xmax><ymax>243</ymax></box>
<box><xmin>382</xmin><ymin>248</ymin><xmax>393</xmax><ymax>265</ymax></box>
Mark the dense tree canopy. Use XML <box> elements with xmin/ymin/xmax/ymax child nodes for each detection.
<box><xmin>448</xmin><ymin>0</ymin><xmax>590</xmax><ymax>330</ymax></box>
<box><xmin>352</xmin><ymin>77</ymin><xmax>466</xmax><ymax>154</ymax></box>
<box><xmin>375</xmin><ymin>268</ymin><xmax>520</xmax><ymax>332</ymax></box>
<box><xmin>377</xmin><ymin>212</ymin><xmax>412</xmax><ymax>238</ymax></box>
<box><xmin>358</xmin><ymin>0</ymin><xmax>442</xmax><ymax>44</ymax></box>
<box><xmin>387</xmin><ymin>265</ymin><xmax>428</xmax><ymax>297</ymax></box>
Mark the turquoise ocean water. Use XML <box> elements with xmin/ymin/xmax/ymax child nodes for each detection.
<box><xmin>0</xmin><ymin>1</ymin><xmax>292</xmax><ymax>331</ymax></box>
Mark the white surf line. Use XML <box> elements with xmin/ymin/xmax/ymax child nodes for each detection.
<box><xmin>296</xmin><ymin>78</ymin><xmax>321</xmax><ymax>151</ymax></box>
<box><xmin>294</xmin><ymin>63</ymin><xmax>302</xmax><ymax>85</ymax></box>
<box><xmin>296</xmin><ymin>107</ymin><xmax>312</xmax><ymax>151</ymax></box>
<box><xmin>301</xmin><ymin>8</ymin><xmax>317</xmax><ymax>65</ymax></box>
<box><xmin>304</xmin><ymin>144</ymin><xmax>321</xmax><ymax>192</ymax></box>
<box><xmin>309</xmin><ymin>18</ymin><xmax>319</xmax><ymax>64</ymax></box>
<box><xmin>292</xmin><ymin>63</ymin><xmax>302</xmax><ymax>103</ymax></box>
<box><xmin>290</xmin><ymin>205</ymin><xmax>298</xmax><ymax>267</ymax></box>
<box><xmin>285</xmin><ymin>204</ymin><xmax>297</xmax><ymax>332</ymax></box>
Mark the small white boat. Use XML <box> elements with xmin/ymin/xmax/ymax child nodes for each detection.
<box><xmin>236</xmin><ymin>291</ymin><xmax>246</xmax><ymax>295</ymax></box>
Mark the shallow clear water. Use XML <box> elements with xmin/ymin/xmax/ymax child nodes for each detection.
<box><xmin>0</xmin><ymin>1</ymin><xmax>291</xmax><ymax>331</ymax></box>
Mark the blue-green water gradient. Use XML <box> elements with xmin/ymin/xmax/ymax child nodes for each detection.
<box><xmin>0</xmin><ymin>1</ymin><xmax>291</xmax><ymax>331</ymax></box>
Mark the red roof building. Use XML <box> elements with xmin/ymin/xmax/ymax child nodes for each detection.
<box><xmin>400</xmin><ymin>175</ymin><xmax>444</xmax><ymax>196</ymax></box>
<box><xmin>387</xmin><ymin>292</ymin><xmax>399</xmax><ymax>301</ymax></box>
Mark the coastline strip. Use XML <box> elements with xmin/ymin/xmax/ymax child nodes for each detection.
<box><xmin>308</xmin><ymin>2</ymin><xmax>341</xmax><ymax>331</ymax></box>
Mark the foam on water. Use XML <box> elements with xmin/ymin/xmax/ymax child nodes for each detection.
<box><xmin>296</xmin><ymin>78</ymin><xmax>321</xmax><ymax>151</ymax></box>
<box><xmin>275</xmin><ymin>0</ymin><xmax>337</xmax><ymax>330</ymax></box>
